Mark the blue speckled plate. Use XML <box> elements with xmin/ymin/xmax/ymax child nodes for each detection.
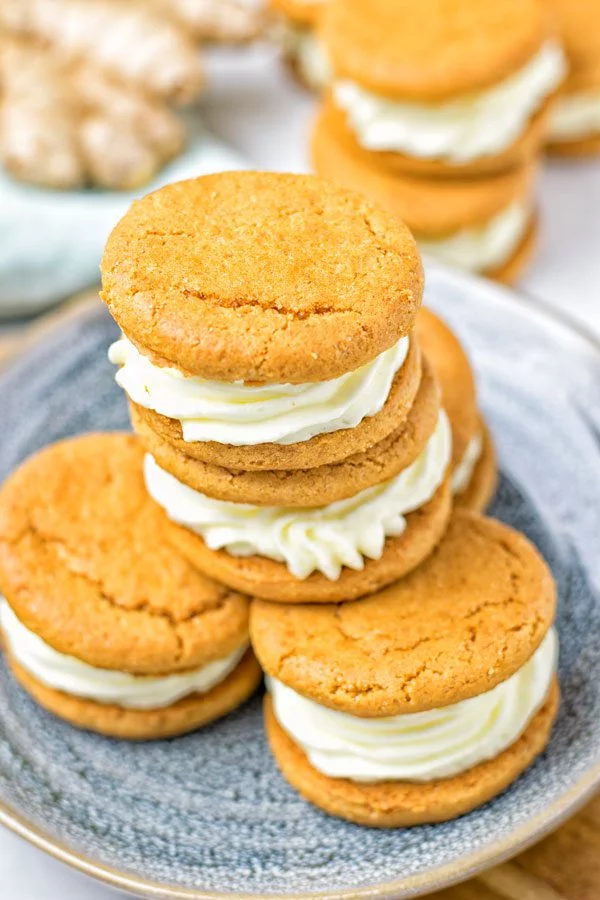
<box><xmin>0</xmin><ymin>265</ymin><xmax>599</xmax><ymax>900</ymax></box>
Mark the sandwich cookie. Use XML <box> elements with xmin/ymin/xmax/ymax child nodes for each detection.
<box><xmin>101</xmin><ymin>172</ymin><xmax>423</xmax><ymax>386</ymax></box>
<box><xmin>270</xmin><ymin>0</ymin><xmax>331</xmax><ymax>90</ymax></box>
<box><xmin>150</xmin><ymin>412</ymin><xmax>452</xmax><ymax>603</ymax></box>
<box><xmin>129</xmin><ymin>354</ymin><xmax>440</xmax><ymax>506</ymax></box>
<box><xmin>321</xmin><ymin>0</ymin><xmax>565</xmax><ymax>178</ymax></box>
<box><xmin>546</xmin><ymin>0</ymin><xmax>600</xmax><ymax>154</ymax></box>
<box><xmin>415</xmin><ymin>309</ymin><xmax>497</xmax><ymax>512</ymax></box>
<box><xmin>312</xmin><ymin>104</ymin><xmax>539</xmax><ymax>282</ymax></box>
<box><xmin>110</xmin><ymin>328</ymin><xmax>424</xmax><ymax>472</ymax></box>
<box><xmin>251</xmin><ymin>511</ymin><xmax>559</xmax><ymax>827</ymax></box>
<box><xmin>0</xmin><ymin>434</ymin><xmax>260</xmax><ymax>740</ymax></box>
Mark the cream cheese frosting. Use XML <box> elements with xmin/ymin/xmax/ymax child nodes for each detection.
<box><xmin>418</xmin><ymin>202</ymin><xmax>530</xmax><ymax>274</ymax></box>
<box><xmin>268</xmin><ymin>627</ymin><xmax>558</xmax><ymax>782</ymax></box>
<box><xmin>144</xmin><ymin>411</ymin><xmax>451</xmax><ymax>580</ymax></box>
<box><xmin>549</xmin><ymin>89</ymin><xmax>600</xmax><ymax>140</ymax></box>
<box><xmin>282</xmin><ymin>23</ymin><xmax>331</xmax><ymax>90</ymax></box>
<box><xmin>109</xmin><ymin>335</ymin><xmax>410</xmax><ymax>447</ymax></box>
<box><xmin>0</xmin><ymin>599</ymin><xmax>247</xmax><ymax>710</ymax></box>
<box><xmin>333</xmin><ymin>42</ymin><xmax>566</xmax><ymax>163</ymax></box>
<box><xmin>451</xmin><ymin>431</ymin><xmax>483</xmax><ymax>495</ymax></box>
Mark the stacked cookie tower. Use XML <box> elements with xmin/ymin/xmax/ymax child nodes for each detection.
<box><xmin>0</xmin><ymin>172</ymin><xmax>559</xmax><ymax>828</ymax></box>
<box><xmin>105</xmin><ymin>172</ymin><xmax>458</xmax><ymax>604</ymax></box>
<box><xmin>311</xmin><ymin>0</ymin><xmax>567</xmax><ymax>282</ymax></box>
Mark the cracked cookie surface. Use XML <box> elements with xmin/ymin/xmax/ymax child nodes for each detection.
<box><xmin>0</xmin><ymin>433</ymin><xmax>250</xmax><ymax>674</ymax></box>
<box><xmin>100</xmin><ymin>171</ymin><xmax>423</xmax><ymax>383</ymax></box>
<box><xmin>250</xmin><ymin>510</ymin><xmax>556</xmax><ymax>714</ymax></box>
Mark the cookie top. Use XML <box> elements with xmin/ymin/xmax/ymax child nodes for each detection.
<box><xmin>0</xmin><ymin>434</ymin><xmax>249</xmax><ymax>675</ymax></box>
<box><xmin>101</xmin><ymin>172</ymin><xmax>423</xmax><ymax>384</ymax></box>
<box><xmin>415</xmin><ymin>308</ymin><xmax>479</xmax><ymax>467</ymax></box>
<box><xmin>547</xmin><ymin>0</ymin><xmax>600</xmax><ymax>90</ymax></box>
<box><xmin>312</xmin><ymin>103</ymin><xmax>537</xmax><ymax>236</ymax></box>
<box><xmin>321</xmin><ymin>0</ymin><xmax>550</xmax><ymax>100</ymax></box>
<box><xmin>250</xmin><ymin>511</ymin><xmax>556</xmax><ymax>715</ymax></box>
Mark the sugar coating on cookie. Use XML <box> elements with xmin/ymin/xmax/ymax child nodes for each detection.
<box><xmin>251</xmin><ymin>511</ymin><xmax>556</xmax><ymax>713</ymax></box>
<box><xmin>101</xmin><ymin>171</ymin><xmax>423</xmax><ymax>383</ymax></box>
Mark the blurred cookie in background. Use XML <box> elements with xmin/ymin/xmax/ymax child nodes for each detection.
<box><xmin>320</xmin><ymin>0</ymin><xmax>566</xmax><ymax>178</ymax></box>
<box><xmin>546</xmin><ymin>0</ymin><xmax>600</xmax><ymax>154</ymax></box>
<box><xmin>270</xmin><ymin>0</ymin><xmax>330</xmax><ymax>90</ymax></box>
<box><xmin>312</xmin><ymin>102</ymin><xmax>539</xmax><ymax>282</ymax></box>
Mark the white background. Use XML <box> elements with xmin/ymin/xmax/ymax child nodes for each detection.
<box><xmin>0</xmin><ymin>44</ymin><xmax>599</xmax><ymax>898</ymax></box>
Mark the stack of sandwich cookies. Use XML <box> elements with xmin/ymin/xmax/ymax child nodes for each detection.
<box><xmin>269</xmin><ymin>0</ymin><xmax>330</xmax><ymax>91</ymax></box>
<box><xmin>251</xmin><ymin>511</ymin><xmax>559</xmax><ymax>827</ymax></box>
<box><xmin>415</xmin><ymin>308</ymin><xmax>497</xmax><ymax>512</ymax></box>
<box><xmin>104</xmin><ymin>172</ymin><xmax>453</xmax><ymax>604</ymax></box>
<box><xmin>321</xmin><ymin>0</ymin><xmax>565</xmax><ymax>178</ymax></box>
<box><xmin>546</xmin><ymin>0</ymin><xmax>600</xmax><ymax>154</ymax></box>
<box><xmin>0</xmin><ymin>434</ymin><xmax>261</xmax><ymax>740</ymax></box>
<box><xmin>311</xmin><ymin>0</ymin><xmax>566</xmax><ymax>281</ymax></box>
<box><xmin>312</xmin><ymin>108</ymin><xmax>539</xmax><ymax>282</ymax></box>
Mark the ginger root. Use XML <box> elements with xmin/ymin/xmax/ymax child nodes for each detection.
<box><xmin>0</xmin><ymin>0</ymin><xmax>203</xmax><ymax>103</ymax></box>
<box><xmin>0</xmin><ymin>36</ymin><xmax>186</xmax><ymax>190</ymax></box>
<box><xmin>0</xmin><ymin>0</ymin><xmax>205</xmax><ymax>190</ymax></box>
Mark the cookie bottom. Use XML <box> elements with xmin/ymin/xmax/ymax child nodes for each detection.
<box><xmin>8</xmin><ymin>649</ymin><xmax>262</xmax><ymax>740</ymax></box>
<box><xmin>547</xmin><ymin>133</ymin><xmax>600</xmax><ymax>157</ymax></box>
<box><xmin>166</xmin><ymin>478</ymin><xmax>452</xmax><ymax>603</ymax></box>
<box><xmin>133</xmin><ymin>356</ymin><xmax>440</xmax><ymax>507</ymax></box>
<box><xmin>485</xmin><ymin>216</ymin><xmax>538</xmax><ymax>285</ymax></box>
<box><xmin>454</xmin><ymin>421</ymin><xmax>498</xmax><ymax>514</ymax></box>
<box><xmin>264</xmin><ymin>679</ymin><xmax>560</xmax><ymax>827</ymax></box>
<box><xmin>323</xmin><ymin>95</ymin><xmax>554</xmax><ymax>180</ymax></box>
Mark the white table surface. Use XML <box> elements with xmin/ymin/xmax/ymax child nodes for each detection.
<box><xmin>1</xmin><ymin>44</ymin><xmax>599</xmax><ymax>899</ymax></box>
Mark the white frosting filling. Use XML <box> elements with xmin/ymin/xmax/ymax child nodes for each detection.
<box><xmin>549</xmin><ymin>88</ymin><xmax>600</xmax><ymax>140</ymax></box>
<box><xmin>144</xmin><ymin>411</ymin><xmax>451</xmax><ymax>581</ymax></box>
<box><xmin>269</xmin><ymin>628</ymin><xmax>557</xmax><ymax>782</ymax></box>
<box><xmin>451</xmin><ymin>431</ymin><xmax>483</xmax><ymax>495</ymax></box>
<box><xmin>0</xmin><ymin>600</ymin><xmax>246</xmax><ymax>710</ymax></box>
<box><xmin>418</xmin><ymin>202</ymin><xmax>530</xmax><ymax>274</ymax></box>
<box><xmin>282</xmin><ymin>23</ymin><xmax>331</xmax><ymax>90</ymax></box>
<box><xmin>109</xmin><ymin>336</ymin><xmax>409</xmax><ymax>447</ymax></box>
<box><xmin>333</xmin><ymin>42</ymin><xmax>566</xmax><ymax>163</ymax></box>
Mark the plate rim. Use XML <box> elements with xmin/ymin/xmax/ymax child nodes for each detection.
<box><xmin>0</xmin><ymin>264</ymin><xmax>599</xmax><ymax>900</ymax></box>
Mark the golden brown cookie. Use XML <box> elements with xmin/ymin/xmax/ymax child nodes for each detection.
<box><xmin>270</xmin><ymin>0</ymin><xmax>324</xmax><ymax>27</ymax></box>
<box><xmin>312</xmin><ymin>102</ymin><xmax>538</xmax><ymax>237</ymax></box>
<box><xmin>127</xmin><ymin>336</ymin><xmax>423</xmax><ymax>472</ymax></box>
<box><xmin>264</xmin><ymin>681</ymin><xmax>559</xmax><ymax>827</ymax></box>
<box><xmin>415</xmin><ymin>308</ymin><xmax>479</xmax><ymax>470</ymax></box>
<box><xmin>133</xmin><ymin>355</ymin><xmax>441</xmax><ymax>506</ymax></box>
<box><xmin>548</xmin><ymin>132</ymin><xmax>600</xmax><ymax>156</ymax></box>
<box><xmin>101</xmin><ymin>172</ymin><xmax>423</xmax><ymax>383</ymax></box>
<box><xmin>250</xmin><ymin>511</ymin><xmax>556</xmax><ymax>713</ymax></box>
<box><xmin>545</xmin><ymin>0</ymin><xmax>600</xmax><ymax>88</ymax></box>
<box><xmin>167</xmin><ymin>478</ymin><xmax>452</xmax><ymax>603</ymax></box>
<box><xmin>318</xmin><ymin>91</ymin><xmax>554</xmax><ymax>180</ymax></box>
<box><xmin>8</xmin><ymin>650</ymin><xmax>262</xmax><ymax>742</ymax></box>
<box><xmin>0</xmin><ymin>433</ymin><xmax>249</xmax><ymax>674</ymax></box>
<box><xmin>486</xmin><ymin>216</ymin><xmax>538</xmax><ymax>284</ymax></box>
<box><xmin>321</xmin><ymin>0</ymin><xmax>549</xmax><ymax>99</ymax></box>
<box><xmin>454</xmin><ymin>422</ymin><xmax>498</xmax><ymax>514</ymax></box>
